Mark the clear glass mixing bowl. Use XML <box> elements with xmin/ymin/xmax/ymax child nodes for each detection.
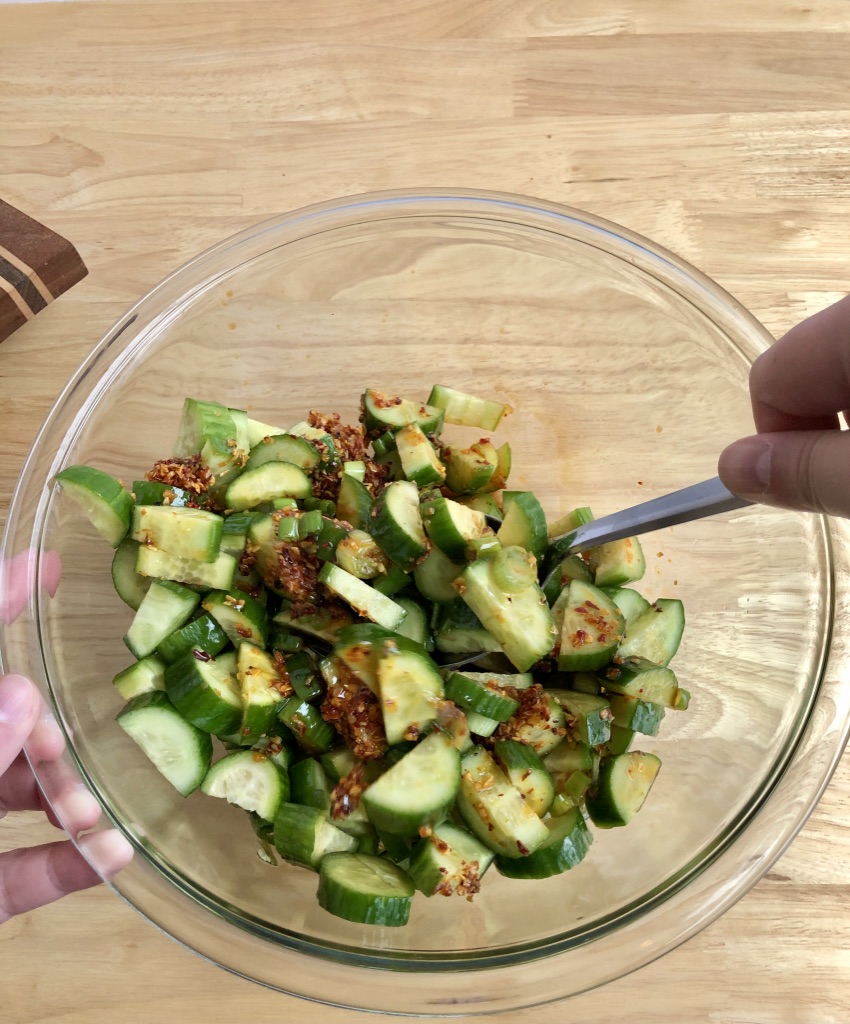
<box><xmin>2</xmin><ymin>190</ymin><xmax>849</xmax><ymax>1016</ymax></box>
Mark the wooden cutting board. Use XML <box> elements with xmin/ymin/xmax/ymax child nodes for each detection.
<box><xmin>2</xmin><ymin>2</ymin><xmax>850</xmax><ymax>1022</ymax></box>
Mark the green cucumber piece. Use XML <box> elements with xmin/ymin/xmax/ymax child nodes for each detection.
<box><xmin>362</xmin><ymin>389</ymin><xmax>444</xmax><ymax>437</ymax></box>
<box><xmin>460</xmin><ymin>670</ymin><xmax>533</xmax><ymax>690</ymax></box>
<box><xmin>392</xmin><ymin>597</ymin><xmax>431</xmax><ymax>649</ymax></box>
<box><xmin>395</xmin><ymin>422</ymin><xmax>446</xmax><ymax>487</ymax></box>
<box><xmin>237</xmin><ymin>642</ymin><xmax>286</xmax><ymax>743</ymax></box>
<box><xmin>164</xmin><ymin>651</ymin><xmax>243</xmax><ymax>735</ymax></box>
<box><xmin>225</xmin><ymin>462</ymin><xmax>312</xmax><ymax>511</ymax></box>
<box><xmin>465</xmin><ymin>710</ymin><xmax>500</xmax><ymax>737</ymax></box>
<box><xmin>541</xmin><ymin>553</ymin><xmax>594</xmax><ymax>604</ymax></box>
<box><xmin>544</xmin><ymin>740</ymin><xmax>596</xmax><ymax>775</ymax></box>
<box><xmin>546</xmin><ymin>505</ymin><xmax>594</xmax><ymax>543</ymax></box>
<box><xmin>421</xmin><ymin>495</ymin><xmax>488</xmax><ymax>562</ymax></box>
<box><xmin>272</xmin><ymin>603</ymin><xmax>355</xmax><ymax>644</ymax></box>
<box><xmin>123</xmin><ymin>579</ymin><xmax>200</xmax><ymax>659</ymax></box>
<box><xmin>318</xmin><ymin>852</ymin><xmax>414</xmax><ymax>927</ymax></box>
<box><xmin>274</xmin><ymin>803</ymin><xmax>357</xmax><ymax>869</ymax></box>
<box><xmin>495</xmin><ymin>808</ymin><xmax>591</xmax><ymax>879</ymax></box>
<box><xmin>408</xmin><ymin>821</ymin><xmax>495</xmax><ymax>897</ymax></box>
<box><xmin>548</xmin><ymin>689</ymin><xmax>613</xmax><ymax>747</ymax></box>
<box><xmin>371</xmin><ymin>480</ymin><xmax>429</xmax><ymax>571</ymax></box>
<box><xmin>456</xmin><ymin>746</ymin><xmax>548</xmax><ymax>858</ymax></box>
<box><xmin>457</xmin><ymin>492</ymin><xmax>502</xmax><ymax>523</ymax></box>
<box><xmin>334</xmin><ymin>529</ymin><xmax>387</xmax><ymax>580</ymax></box>
<box><xmin>336</xmin><ymin>473</ymin><xmax>373</xmax><ymax>530</ymax></box>
<box><xmin>602</xmin><ymin>586</ymin><xmax>651</xmax><ymax>628</ymax></box>
<box><xmin>202</xmin><ymin>589</ymin><xmax>268</xmax><ymax>648</ymax></box>
<box><xmin>131</xmin><ymin>505</ymin><xmax>222</xmax><ymax>563</ymax></box>
<box><xmin>278</xmin><ymin>697</ymin><xmax>336</xmax><ymax>755</ymax></box>
<box><xmin>245</xmin><ymin>415</ymin><xmax>287</xmax><ymax>447</ymax></box>
<box><xmin>244</xmin><ymin>434</ymin><xmax>320</xmax><ymax>473</ymax></box>
<box><xmin>376</xmin><ymin>639</ymin><xmax>444</xmax><ymax>745</ymax></box>
<box><xmin>445</xmin><ymin>672</ymin><xmax>520</xmax><ymax>723</ymax></box>
<box><xmin>433</xmin><ymin>598</ymin><xmax>502</xmax><ymax>656</ymax></box>
<box><xmin>442</xmin><ymin>440</ymin><xmax>498</xmax><ymax>495</ymax></box>
<box><xmin>320</xmin><ymin>747</ymin><xmax>359</xmax><ymax>784</ymax></box>
<box><xmin>112</xmin><ymin>539</ymin><xmax>153</xmax><ymax>611</ymax></box>
<box><xmin>605</xmin><ymin>724</ymin><xmax>635</xmax><ymax>756</ymax></box>
<box><xmin>54</xmin><ymin>465</ymin><xmax>133</xmax><ymax>547</ymax></box>
<box><xmin>608</xmin><ymin>693</ymin><xmax>665</xmax><ymax>736</ymax></box>
<box><xmin>413</xmin><ymin>547</ymin><xmax>464</xmax><ymax>604</ymax></box>
<box><xmin>492</xmin><ymin>739</ymin><xmax>554</xmax><ymax>816</ymax></box>
<box><xmin>157</xmin><ymin>613</ymin><xmax>230</xmax><ymax>665</ymax></box>
<box><xmin>426</xmin><ymin>385</ymin><xmax>508</xmax><ymax>431</ymax></box>
<box><xmin>480</xmin><ymin>441</ymin><xmax>512</xmax><ymax>492</ymax></box>
<box><xmin>289</xmin><ymin>757</ymin><xmax>332</xmax><ymax>811</ymax></box>
<box><xmin>557</xmin><ymin>580</ymin><xmax>625</xmax><ymax>672</ymax></box>
<box><xmin>201</xmin><ymin>749</ymin><xmax>289</xmax><ymax>821</ymax></box>
<box><xmin>362</xmin><ymin>731</ymin><xmax>460</xmax><ymax>837</ymax></box>
<box><xmin>117</xmin><ymin>691</ymin><xmax>212</xmax><ymax>797</ymax></box>
<box><xmin>592</xmin><ymin>536</ymin><xmax>646</xmax><ymax>588</ymax></box>
<box><xmin>282</xmin><ymin>650</ymin><xmax>324</xmax><ymax>702</ymax></box>
<box><xmin>599</xmin><ymin>656</ymin><xmax>690</xmax><ymax>709</ymax></box>
<box><xmin>617</xmin><ymin>598</ymin><xmax>686</xmax><ymax>667</ymax></box>
<box><xmin>586</xmin><ymin>751</ymin><xmax>662</xmax><ymax>828</ymax></box>
<box><xmin>172</xmin><ymin>398</ymin><xmax>245</xmax><ymax>489</ymax></box>
<box><xmin>459</xmin><ymin>558</ymin><xmax>556</xmax><ymax>672</ymax></box>
<box><xmin>498</xmin><ymin>687</ymin><xmax>566</xmax><ymax>756</ymax></box>
<box><xmin>496</xmin><ymin>491</ymin><xmax>547</xmax><ymax>558</ymax></box>
<box><xmin>318</xmin><ymin>563</ymin><xmax>407</xmax><ymax>631</ymax></box>
<box><xmin>136</xmin><ymin>545</ymin><xmax>237</xmax><ymax>591</ymax></box>
<box><xmin>113</xmin><ymin>655</ymin><xmax>166</xmax><ymax>700</ymax></box>
<box><xmin>550</xmin><ymin>769</ymin><xmax>594</xmax><ymax>816</ymax></box>
<box><xmin>372</xmin><ymin>564</ymin><xmax>410</xmax><ymax>597</ymax></box>
<box><xmin>218</xmin><ymin>511</ymin><xmax>258</xmax><ymax>558</ymax></box>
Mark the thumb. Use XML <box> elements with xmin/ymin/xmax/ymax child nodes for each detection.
<box><xmin>718</xmin><ymin>429</ymin><xmax>850</xmax><ymax>516</ymax></box>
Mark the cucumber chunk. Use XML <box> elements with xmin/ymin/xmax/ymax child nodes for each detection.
<box><xmin>156</xmin><ymin>613</ymin><xmax>229</xmax><ymax>665</ymax></box>
<box><xmin>377</xmin><ymin>640</ymin><xmax>444</xmax><ymax>745</ymax></box>
<box><xmin>617</xmin><ymin>598</ymin><xmax>685</xmax><ymax>666</ymax></box>
<box><xmin>318</xmin><ymin>852</ymin><xmax>415</xmax><ymax>927</ymax></box>
<box><xmin>493</xmin><ymin>739</ymin><xmax>554</xmax><ymax>816</ymax></box>
<box><xmin>318</xmin><ymin>564</ymin><xmax>408</xmax><ymax>631</ymax></box>
<box><xmin>243</xmin><ymin>433</ymin><xmax>320</xmax><ymax>473</ymax></box>
<box><xmin>123</xmin><ymin>579</ymin><xmax>200</xmax><ymax>659</ymax></box>
<box><xmin>164</xmin><ymin>651</ymin><xmax>243</xmax><ymax>735</ymax></box>
<box><xmin>117</xmin><ymin>691</ymin><xmax>212</xmax><ymax>796</ymax></box>
<box><xmin>362</xmin><ymin>731</ymin><xmax>461</xmax><ymax>837</ymax></box>
<box><xmin>225</xmin><ymin>462</ymin><xmax>312</xmax><ymax>511</ymax></box>
<box><xmin>442</xmin><ymin>440</ymin><xmax>498</xmax><ymax>494</ymax></box>
<box><xmin>496</xmin><ymin>808</ymin><xmax>592</xmax><ymax>879</ymax></box>
<box><xmin>136</xmin><ymin>545</ymin><xmax>237</xmax><ymax>591</ymax></box>
<box><xmin>445</xmin><ymin>671</ymin><xmax>520</xmax><ymax>723</ymax></box>
<box><xmin>371</xmin><ymin>480</ymin><xmax>429</xmax><ymax>571</ymax></box>
<box><xmin>557</xmin><ymin>580</ymin><xmax>625</xmax><ymax>672</ymax></box>
<box><xmin>408</xmin><ymin>821</ymin><xmax>495</xmax><ymax>898</ymax></box>
<box><xmin>592</xmin><ymin>536</ymin><xmax>646</xmax><ymax>588</ymax></box>
<box><xmin>395</xmin><ymin>422</ymin><xmax>446</xmax><ymax>487</ymax></box>
<box><xmin>336</xmin><ymin>473</ymin><xmax>373</xmax><ymax>530</ymax></box>
<box><xmin>202</xmin><ymin>589</ymin><xmax>269</xmax><ymax>648</ymax></box>
<box><xmin>201</xmin><ymin>749</ymin><xmax>289</xmax><ymax>821</ymax></box>
<box><xmin>131</xmin><ymin>505</ymin><xmax>223</xmax><ymax>563</ymax></box>
<box><xmin>427</xmin><ymin>384</ymin><xmax>508</xmax><ymax>431</ymax></box>
<box><xmin>113</xmin><ymin>655</ymin><xmax>166</xmax><ymax>700</ymax></box>
<box><xmin>334</xmin><ymin>529</ymin><xmax>387</xmax><ymax>580</ymax></box>
<box><xmin>362</xmin><ymin>389</ymin><xmax>444</xmax><ymax>437</ymax></box>
<box><xmin>421</xmin><ymin>495</ymin><xmax>489</xmax><ymax>562</ymax></box>
<box><xmin>548</xmin><ymin>689</ymin><xmax>613</xmax><ymax>747</ymax></box>
<box><xmin>413</xmin><ymin>547</ymin><xmax>464</xmax><ymax>604</ymax></box>
<box><xmin>608</xmin><ymin>693</ymin><xmax>665</xmax><ymax>736</ymax></box>
<box><xmin>602</xmin><ymin>586</ymin><xmax>651</xmax><ymax>628</ymax></box>
<box><xmin>274</xmin><ymin>803</ymin><xmax>357</xmax><ymax>869</ymax></box>
<box><xmin>54</xmin><ymin>465</ymin><xmax>133</xmax><ymax>547</ymax></box>
<box><xmin>586</xmin><ymin>751</ymin><xmax>662</xmax><ymax>828</ymax></box>
<box><xmin>112</xmin><ymin>539</ymin><xmax>154</xmax><ymax>611</ymax></box>
<box><xmin>497</xmin><ymin>491</ymin><xmax>548</xmax><ymax>558</ymax></box>
<box><xmin>599</xmin><ymin>656</ymin><xmax>689</xmax><ymax>709</ymax></box>
<box><xmin>433</xmin><ymin>598</ymin><xmax>502</xmax><ymax>656</ymax></box>
<box><xmin>237</xmin><ymin>642</ymin><xmax>286</xmax><ymax>743</ymax></box>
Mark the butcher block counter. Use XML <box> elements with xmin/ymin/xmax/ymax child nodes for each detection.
<box><xmin>1</xmin><ymin>2</ymin><xmax>850</xmax><ymax>1022</ymax></box>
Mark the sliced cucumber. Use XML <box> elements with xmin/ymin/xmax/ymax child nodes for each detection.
<box><xmin>480</xmin><ymin>441</ymin><xmax>512</xmax><ymax>493</ymax></box>
<box><xmin>499</xmin><ymin>687</ymin><xmax>566</xmax><ymax>756</ymax></box>
<box><xmin>550</xmin><ymin>770</ymin><xmax>594</xmax><ymax>816</ymax></box>
<box><xmin>283</xmin><ymin>650</ymin><xmax>324</xmax><ymax>702</ymax></box>
<box><xmin>599</xmin><ymin>656</ymin><xmax>689</xmax><ymax>709</ymax></box>
<box><xmin>117</xmin><ymin>691</ymin><xmax>212</xmax><ymax>796</ymax></box>
<box><xmin>460</xmin><ymin>670</ymin><xmax>533</xmax><ymax>691</ymax></box>
<box><xmin>136</xmin><ymin>545</ymin><xmax>237</xmax><ymax>591</ymax></box>
<box><xmin>376</xmin><ymin>639</ymin><xmax>444</xmax><ymax>745</ymax></box>
<box><xmin>592</xmin><ymin>536</ymin><xmax>646</xmax><ymax>588</ymax></box>
<box><xmin>540</xmin><ymin>553</ymin><xmax>593</xmax><ymax>604</ymax></box>
<box><xmin>112</xmin><ymin>539</ymin><xmax>153</xmax><ymax>610</ymax></box>
<box><xmin>457</xmin><ymin>492</ymin><xmax>502</xmax><ymax>524</ymax></box>
<box><xmin>371</xmin><ymin>480</ymin><xmax>429</xmax><ymax>571</ymax></box>
<box><xmin>319</xmin><ymin>747</ymin><xmax>359</xmax><ymax>785</ymax></box>
<box><xmin>362</xmin><ymin>389</ymin><xmax>444</xmax><ymax>437</ymax></box>
<box><xmin>442</xmin><ymin>440</ymin><xmax>498</xmax><ymax>495</ymax></box>
<box><xmin>278</xmin><ymin>697</ymin><xmax>337</xmax><ymax>755</ymax></box>
<box><xmin>445</xmin><ymin>671</ymin><xmax>520</xmax><ymax>723</ymax></box>
<box><xmin>219</xmin><ymin>511</ymin><xmax>258</xmax><ymax>558</ymax></box>
<box><xmin>492</xmin><ymin>739</ymin><xmax>554</xmax><ymax>816</ymax></box>
<box><xmin>172</xmin><ymin>398</ymin><xmax>245</xmax><ymax>488</ymax></box>
<box><xmin>202</xmin><ymin>589</ymin><xmax>268</xmax><ymax>648</ymax></box>
<box><xmin>273</xmin><ymin>602</ymin><xmax>355</xmax><ymax>644</ymax></box>
<box><xmin>274</xmin><ymin>803</ymin><xmax>357</xmax><ymax>869</ymax></box>
<box><xmin>131</xmin><ymin>505</ymin><xmax>222</xmax><ymax>563</ymax></box>
<box><xmin>372</xmin><ymin>564</ymin><xmax>410</xmax><ymax>597</ymax></box>
<box><xmin>157</xmin><ymin>613</ymin><xmax>230</xmax><ymax>665</ymax></box>
<box><xmin>54</xmin><ymin>465</ymin><xmax>133</xmax><ymax>547</ymax></box>
<box><xmin>225</xmin><ymin>461</ymin><xmax>312</xmax><ymax>511</ymax></box>
<box><xmin>459</xmin><ymin>558</ymin><xmax>556</xmax><ymax>672</ymax></box>
<box><xmin>244</xmin><ymin>434</ymin><xmax>320</xmax><ymax>474</ymax></box>
<box><xmin>497</xmin><ymin>491</ymin><xmax>547</xmax><ymax>558</ymax></box>
<box><xmin>496</xmin><ymin>808</ymin><xmax>591</xmax><ymax>879</ymax></box>
<box><xmin>546</xmin><ymin>505</ymin><xmax>594</xmax><ymax>543</ymax></box>
<box><xmin>362</xmin><ymin>730</ymin><xmax>460</xmax><ymax>837</ymax></box>
<box><xmin>237</xmin><ymin>642</ymin><xmax>286</xmax><ymax>743</ymax></box>
<box><xmin>433</xmin><ymin>598</ymin><xmax>502</xmax><ymax>656</ymax></box>
<box><xmin>201</xmin><ymin>749</ymin><xmax>289</xmax><ymax>821</ymax></box>
<box><xmin>421</xmin><ymin>495</ymin><xmax>488</xmax><ymax>562</ymax></box>
<box><xmin>334</xmin><ymin>529</ymin><xmax>387</xmax><ymax>580</ymax></box>
<box><xmin>608</xmin><ymin>693</ymin><xmax>665</xmax><ymax>736</ymax></box>
<box><xmin>395</xmin><ymin>422</ymin><xmax>446</xmax><ymax>487</ymax></box>
<box><xmin>544</xmin><ymin>740</ymin><xmax>596</xmax><ymax>775</ymax></box>
<box><xmin>456</xmin><ymin>746</ymin><xmax>548</xmax><ymax>858</ymax></box>
<box><xmin>245</xmin><ymin>414</ymin><xmax>288</xmax><ymax>447</ymax></box>
<box><xmin>123</xmin><ymin>579</ymin><xmax>200</xmax><ymax>659</ymax></box>
<box><xmin>392</xmin><ymin>597</ymin><xmax>431</xmax><ymax>648</ymax></box>
<box><xmin>557</xmin><ymin>580</ymin><xmax>625</xmax><ymax>672</ymax></box>
<box><xmin>113</xmin><ymin>655</ymin><xmax>166</xmax><ymax>700</ymax></box>
<box><xmin>288</xmin><ymin>756</ymin><xmax>331</xmax><ymax>811</ymax></box>
<box><xmin>413</xmin><ymin>547</ymin><xmax>464</xmax><ymax>604</ymax></box>
<box><xmin>336</xmin><ymin>473</ymin><xmax>373</xmax><ymax>530</ymax></box>
<box><xmin>548</xmin><ymin>689</ymin><xmax>613</xmax><ymax>747</ymax></box>
<box><xmin>427</xmin><ymin>384</ymin><xmax>508</xmax><ymax>431</ymax></box>
<box><xmin>602</xmin><ymin>586</ymin><xmax>651</xmax><ymax>629</ymax></box>
<box><xmin>318</xmin><ymin>852</ymin><xmax>414</xmax><ymax>927</ymax></box>
<box><xmin>408</xmin><ymin>821</ymin><xmax>495</xmax><ymax>898</ymax></box>
<box><xmin>586</xmin><ymin>751</ymin><xmax>662</xmax><ymax>828</ymax></box>
<box><xmin>318</xmin><ymin>563</ymin><xmax>407</xmax><ymax>631</ymax></box>
<box><xmin>465</xmin><ymin>710</ymin><xmax>500</xmax><ymax>738</ymax></box>
<box><xmin>617</xmin><ymin>598</ymin><xmax>685</xmax><ymax>666</ymax></box>
<box><xmin>605</xmin><ymin>724</ymin><xmax>635</xmax><ymax>756</ymax></box>
<box><xmin>164</xmin><ymin>651</ymin><xmax>243</xmax><ymax>735</ymax></box>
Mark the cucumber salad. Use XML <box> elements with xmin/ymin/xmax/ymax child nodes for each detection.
<box><xmin>55</xmin><ymin>385</ymin><xmax>689</xmax><ymax>928</ymax></box>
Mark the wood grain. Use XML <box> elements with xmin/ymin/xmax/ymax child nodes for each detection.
<box><xmin>1</xmin><ymin>2</ymin><xmax>849</xmax><ymax>1021</ymax></box>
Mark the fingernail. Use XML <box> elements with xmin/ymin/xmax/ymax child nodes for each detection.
<box><xmin>0</xmin><ymin>675</ymin><xmax>35</xmax><ymax>726</ymax></box>
<box><xmin>719</xmin><ymin>437</ymin><xmax>772</xmax><ymax>497</ymax></box>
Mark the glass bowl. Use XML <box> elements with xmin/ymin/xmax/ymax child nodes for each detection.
<box><xmin>2</xmin><ymin>189</ymin><xmax>849</xmax><ymax>1016</ymax></box>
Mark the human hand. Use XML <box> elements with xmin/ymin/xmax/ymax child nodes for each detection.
<box><xmin>719</xmin><ymin>294</ymin><xmax>850</xmax><ymax>515</ymax></box>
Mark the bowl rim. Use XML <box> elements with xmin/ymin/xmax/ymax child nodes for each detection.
<box><xmin>3</xmin><ymin>188</ymin><xmax>848</xmax><ymax>1016</ymax></box>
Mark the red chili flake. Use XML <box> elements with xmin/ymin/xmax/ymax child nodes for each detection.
<box><xmin>193</xmin><ymin>649</ymin><xmax>212</xmax><ymax>662</ymax></box>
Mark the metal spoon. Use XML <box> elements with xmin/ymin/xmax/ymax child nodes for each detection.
<box><xmin>551</xmin><ymin>476</ymin><xmax>753</xmax><ymax>554</ymax></box>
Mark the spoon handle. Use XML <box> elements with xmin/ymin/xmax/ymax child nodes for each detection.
<box><xmin>555</xmin><ymin>476</ymin><xmax>753</xmax><ymax>554</ymax></box>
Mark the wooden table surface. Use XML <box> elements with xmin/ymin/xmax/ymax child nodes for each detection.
<box><xmin>2</xmin><ymin>3</ymin><xmax>850</xmax><ymax>1021</ymax></box>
